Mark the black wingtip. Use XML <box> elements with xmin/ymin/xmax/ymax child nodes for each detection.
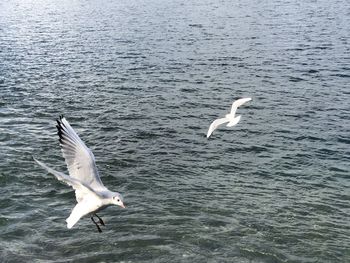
<box><xmin>56</xmin><ymin>121</ymin><xmax>63</xmax><ymax>131</ymax></box>
<box><xmin>56</xmin><ymin>117</ymin><xmax>65</xmax><ymax>144</ymax></box>
<box><xmin>57</xmin><ymin>129</ymin><xmax>63</xmax><ymax>138</ymax></box>
<box><xmin>56</xmin><ymin>116</ymin><xmax>68</xmax><ymax>128</ymax></box>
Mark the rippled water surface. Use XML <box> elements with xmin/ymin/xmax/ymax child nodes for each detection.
<box><xmin>1</xmin><ymin>0</ymin><xmax>350</xmax><ymax>262</ymax></box>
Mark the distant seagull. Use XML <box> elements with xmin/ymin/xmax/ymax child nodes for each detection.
<box><xmin>207</xmin><ymin>98</ymin><xmax>252</xmax><ymax>138</ymax></box>
<box><xmin>34</xmin><ymin>116</ymin><xmax>125</xmax><ymax>233</ymax></box>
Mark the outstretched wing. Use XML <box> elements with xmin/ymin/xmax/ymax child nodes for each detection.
<box><xmin>230</xmin><ymin>98</ymin><xmax>252</xmax><ymax>115</ymax></box>
<box><xmin>207</xmin><ymin>118</ymin><xmax>228</xmax><ymax>138</ymax></box>
<box><xmin>34</xmin><ymin>158</ymin><xmax>99</xmax><ymax>202</ymax></box>
<box><xmin>56</xmin><ymin>116</ymin><xmax>107</xmax><ymax>191</ymax></box>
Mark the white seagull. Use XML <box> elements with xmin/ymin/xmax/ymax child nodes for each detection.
<box><xmin>207</xmin><ymin>97</ymin><xmax>252</xmax><ymax>138</ymax></box>
<box><xmin>34</xmin><ymin>116</ymin><xmax>125</xmax><ymax>232</ymax></box>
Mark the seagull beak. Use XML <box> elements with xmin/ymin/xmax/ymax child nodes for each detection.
<box><xmin>120</xmin><ymin>202</ymin><xmax>126</xmax><ymax>209</ymax></box>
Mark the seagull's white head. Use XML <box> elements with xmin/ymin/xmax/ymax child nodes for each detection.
<box><xmin>111</xmin><ymin>193</ymin><xmax>125</xmax><ymax>208</ymax></box>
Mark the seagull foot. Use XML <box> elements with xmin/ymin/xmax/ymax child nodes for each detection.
<box><xmin>91</xmin><ymin>217</ymin><xmax>103</xmax><ymax>233</ymax></box>
<box><xmin>95</xmin><ymin>214</ymin><xmax>105</xmax><ymax>226</ymax></box>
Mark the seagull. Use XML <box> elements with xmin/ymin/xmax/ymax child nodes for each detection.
<box><xmin>34</xmin><ymin>116</ymin><xmax>125</xmax><ymax>233</ymax></box>
<box><xmin>207</xmin><ymin>98</ymin><xmax>252</xmax><ymax>138</ymax></box>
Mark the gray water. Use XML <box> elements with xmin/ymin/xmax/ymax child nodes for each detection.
<box><xmin>1</xmin><ymin>0</ymin><xmax>349</xmax><ymax>262</ymax></box>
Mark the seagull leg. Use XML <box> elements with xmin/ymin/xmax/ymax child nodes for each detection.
<box><xmin>95</xmin><ymin>213</ymin><xmax>105</xmax><ymax>226</ymax></box>
<box><xmin>91</xmin><ymin>217</ymin><xmax>102</xmax><ymax>233</ymax></box>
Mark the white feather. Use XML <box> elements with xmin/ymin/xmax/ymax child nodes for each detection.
<box><xmin>34</xmin><ymin>117</ymin><xmax>125</xmax><ymax>230</ymax></box>
<box><xmin>207</xmin><ymin>118</ymin><xmax>228</xmax><ymax>138</ymax></box>
<box><xmin>207</xmin><ymin>98</ymin><xmax>251</xmax><ymax>138</ymax></box>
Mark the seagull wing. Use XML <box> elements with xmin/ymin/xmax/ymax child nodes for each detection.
<box><xmin>207</xmin><ymin>117</ymin><xmax>228</xmax><ymax>138</ymax></box>
<box><xmin>56</xmin><ymin>116</ymin><xmax>107</xmax><ymax>191</ymax></box>
<box><xmin>34</xmin><ymin>158</ymin><xmax>99</xmax><ymax>202</ymax></box>
<box><xmin>230</xmin><ymin>98</ymin><xmax>252</xmax><ymax>115</ymax></box>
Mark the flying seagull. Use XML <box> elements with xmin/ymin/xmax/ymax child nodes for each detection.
<box><xmin>207</xmin><ymin>97</ymin><xmax>252</xmax><ymax>138</ymax></box>
<box><xmin>34</xmin><ymin>116</ymin><xmax>125</xmax><ymax>233</ymax></box>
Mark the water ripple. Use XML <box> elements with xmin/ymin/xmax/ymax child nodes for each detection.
<box><xmin>1</xmin><ymin>0</ymin><xmax>350</xmax><ymax>262</ymax></box>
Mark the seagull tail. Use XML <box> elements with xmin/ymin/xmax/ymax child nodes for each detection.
<box><xmin>66</xmin><ymin>202</ymin><xmax>87</xmax><ymax>229</ymax></box>
<box><xmin>66</xmin><ymin>215</ymin><xmax>78</xmax><ymax>229</ymax></box>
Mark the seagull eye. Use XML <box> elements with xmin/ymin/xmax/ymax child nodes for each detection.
<box><xmin>117</xmin><ymin>199</ymin><xmax>120</xmax><ymax>202</ymax></box>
